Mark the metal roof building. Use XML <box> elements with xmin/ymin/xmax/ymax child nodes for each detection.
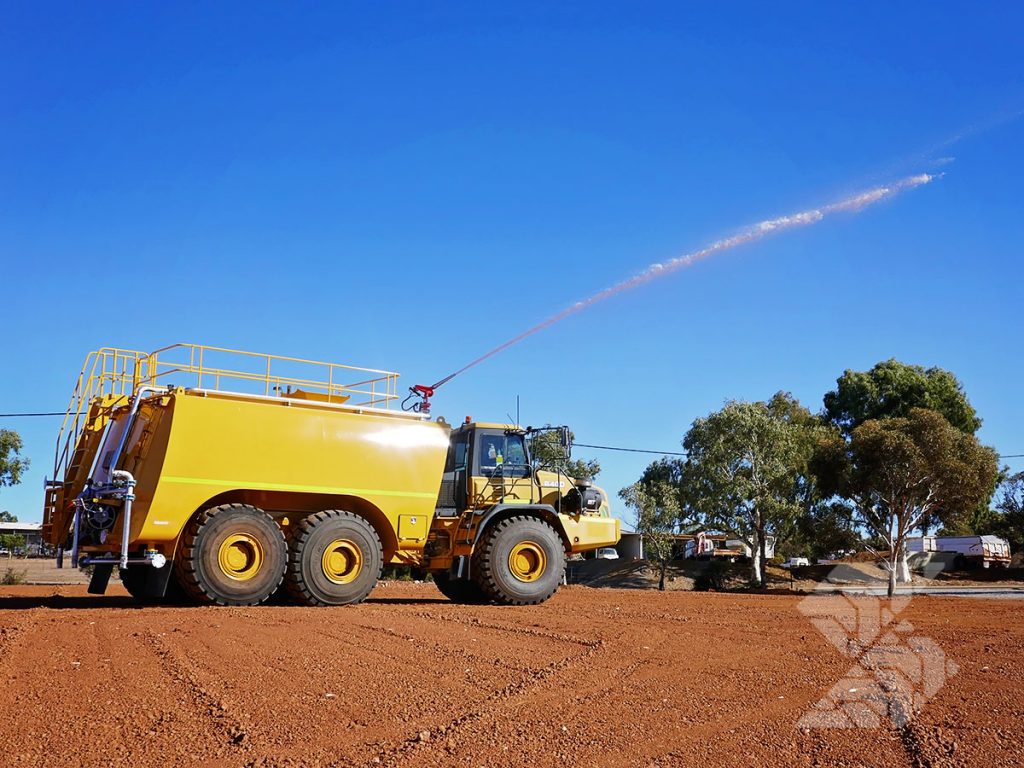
<box><xmin>0</xmin><ymin>522</ymin><xmax>45</xmax><ymax>555</ymax></box>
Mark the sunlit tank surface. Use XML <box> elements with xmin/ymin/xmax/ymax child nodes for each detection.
<box><xmin>114</xmin><ymin>389</ymin><xmax>450</xmax><ymax>562</ymax></box>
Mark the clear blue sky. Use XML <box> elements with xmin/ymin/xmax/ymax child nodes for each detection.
<box><xmin>2</xmin><ymin>3</ymin><xmax>1022</xmax><ymax>522</ymax></box>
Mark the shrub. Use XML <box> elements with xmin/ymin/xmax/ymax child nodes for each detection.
<box><xmin>694</xmin><ymin>559</ymin><xmax>731</xmax><ymax>591</ymax></box>
<box><xmin>1</xmin><ymin>567</ymin><xmax>27</xmax><ymax>585</ymax></box>
<box><xmin>380</xmin><ymin>565</ymin><xmax>424</xmax><ymax>581</ymax></box>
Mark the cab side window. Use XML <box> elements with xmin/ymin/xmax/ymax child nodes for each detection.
<box><xmin>445</xmin><ymin>434</ymin><xmax>469</xmax><ymax>472</ymax></box>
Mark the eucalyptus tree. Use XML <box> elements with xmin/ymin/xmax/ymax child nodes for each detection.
<box><xmin>823</xmin><ymin>359</ymin><xmax>982</xmax><ymax>436</ymax></box>
<box><xmin>619</xmin><ymin>458</ymin><xmax>685</xmax><ymax>591</ymax></box>
<box><xmin>0</xmin><ymin>429</ymin><xmax>29</xmax><ymax>488</ymax></box>
<box><xmin>681</xmin><ymin>394</ymin><xmax>827</xmax><ymax>586</ymax></box>
<box><xmin>816</xmin><ymin>408</ymin><xmax>998</xmax><ymax>596</ymax></box>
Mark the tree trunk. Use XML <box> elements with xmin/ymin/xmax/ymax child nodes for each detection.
<box><xmin>898</xmin><ymin>544</ymin><xmax>913</xmax><ymax>584</ymax></box>
<box><xmin>749</xmin><ymin>535</ymin><xmax>762</xmax><ymax>586</ymax></box>
<box><xmin>658</xmin><ymin>560</ymin><xmax>667</xmax><ymax>591</ymax></box>
<box><xmin>750</xmin><ymin>556</ymin><xmax>763</xmax><ymax>586</ymax></box>
<box><xmin>758</xmin><ymin>531</ymin><xmax>767</xmax><ymax>590</ymax></box>
<box><xmin>887</xmin><ymin>553</ymin><xmax>898</xmax><ymax>598</ymax></box>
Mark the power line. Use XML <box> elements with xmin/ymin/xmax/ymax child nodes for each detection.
<box><xmin>574</xmin><ymin>442</ymin><xmax>688</xmax><ymax>457</ymax></box>
<box><xmin>1</xmin><ymin>410</ymin><xmax>1022</xmax><ymax>461</ymax></box>
<box><xmin>575</xmin><ymin>442</ymin><xmax>1024</xmax><ymax>461</ymax></box>
<box><xmin>0</xmin><ymin>412</ymin><xmax>65</xmax><ymax>417</ymax></box>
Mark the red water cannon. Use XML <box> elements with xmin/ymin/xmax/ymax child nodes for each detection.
<box><xmin>402</xmin><ymin>384</ymin><xmax>435</xmax><ymax>414</ymax></box>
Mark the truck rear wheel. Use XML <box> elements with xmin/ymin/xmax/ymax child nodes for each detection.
<box><xmin>285</xmin><ymin>510</ymin><xmax>382</xmax><ymax>606</ymax></box>
<box><xmin>473</xmin><ymin>516</ymin><xmax>565</xmax><ymax>606</ymax></box>
<box><xmin>433</xmin><ymin>571</ymin><xmax>488</xmax><ymax>604</ymax></box>
<box><xmin>175</xmin><ymin>504</ymin><xmax>287</xmax><ymax>606</ymax></box>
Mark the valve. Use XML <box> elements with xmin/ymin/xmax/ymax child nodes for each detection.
<box><xmin>402</xmin><ymin>384</ymin><xmax>434</xmax><ymax>414</ymax></box>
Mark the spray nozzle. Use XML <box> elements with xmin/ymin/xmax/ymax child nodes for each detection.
<box><xmin>402</xmin><ymin>384</ymin><xmax>435</xmax><ymax>414</ymax></box>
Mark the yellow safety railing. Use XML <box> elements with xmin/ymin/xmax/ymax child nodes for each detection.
<box><xmin>52</xmin><ymin>347</ymin><xmax>150</xmax><ymax>487</ymax></box>
<box><xmin>142</xmin><ymin>343</ymin><xmax>400</xmax><ymax>406</ymax></box>
<box><xmin>52</xmin><ymin>343</ymin><xmax>402</xmax><ymax>487</ymax></box>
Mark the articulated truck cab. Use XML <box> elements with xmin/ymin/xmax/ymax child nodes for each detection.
<box><xmin>43</xmin><ymin>345</ymin><xmax>619</xmax><ymax>607</ymax></box>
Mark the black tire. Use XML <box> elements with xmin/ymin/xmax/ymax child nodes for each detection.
<box><xmin>473</xmin><ymin>516</ymin><xmax>565</xmax><ymax>606</ymax></box>
<box><xmin>433</xmin><ymin>571</ymin><xmax>489</xmax><ymax>604</ymax></box>
<box><xmin>284</xmin><ymin>510</ymin><xmax>382</xmax><ymax>606</ymax></box>
<box><xmin>121</xmin><ymin>565</ymin><xmax>186</xmax><ymax>605</ymax></box>
<box><xmin>175</xmin><ymin>504</ymin><xmax>287</xmax><ymax>606</ymax></box>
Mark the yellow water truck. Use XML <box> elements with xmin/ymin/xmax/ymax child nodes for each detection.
<box><xmin>42</xmin><ymin>345</ymin><xmax>619</xmax><ymax>606</ymax></box>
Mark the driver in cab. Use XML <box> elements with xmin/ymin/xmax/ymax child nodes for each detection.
<box><xmin>480</xmin><ymin>439</ymin><xmax>504</xmax><ymax>473</ymax></box>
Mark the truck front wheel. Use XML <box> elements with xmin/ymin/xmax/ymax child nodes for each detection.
<box><xmin>285</xmin><ymin>510</ymin><xmax>382</xmax><ymax>606</ymax></box>
<box><xmin>474</xmin><ymin>516</ymin><xmax>565</xmax><ymax>606</ymax></box>
<box><xmin>175</xmin><ymin>504</ymin><xmax>287</xmax><ymax>606</ymax></box>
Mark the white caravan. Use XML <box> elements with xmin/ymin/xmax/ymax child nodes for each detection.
<box><xmin>907</xmin><ymin>535</ymin><xmax>1011</xmax><ymax>568</ymax></box>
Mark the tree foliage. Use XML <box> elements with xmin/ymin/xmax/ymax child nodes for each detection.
<box><xmin>530</xmin><ymin>429</ymin><xmax>600</xmax><ymax>481</ymax></box>
<box><xmin>0</xmin><ymin>510</ymin><xmax>22</xmax><ymax>557</ymax></box>
<box><xmin>619</xmin><ymin>458</ymin><xmax>685</xmax><ymax>591</ymax></box>
<box><xmin>823</xmin><ymin>359</ymin><xmax>982</xmax><ymax>436</ymax></box>
<box><xmin>816</xmin><ymin>408</ymin><xmax>999</xmax><ymax>596</ymax></box>
<box><xmin>0</xmin><ymin>533</ymin><xmax>25</xmax><ymax>556</ymax></box>
<box><xmin>822</xmin><ymin>360</ymin><xmax>996</xmax><ymax>536</ymax></box>
<box><xmin>681</xmin><ymin>393</ymin><xmax>828</xmax><ymax>586</ymax></box>
<box><xmin>988</xmin><ymin>472</ymin><xmax>1024</xmax><ymax>554</ymax></box>
<box><xmin>0</xmin><ymin>430</ymin><xmax>30</xmax><ymax>488</ymax></box>
<box><xmin>786</xmin><ymin>501</ymin><xmax>862</xmax><ymax>562</ymax></box>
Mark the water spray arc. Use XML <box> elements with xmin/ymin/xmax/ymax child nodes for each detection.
<box><xmin>404</xmin><ymin>172</ymin><xmax>940</xmax><ymax>413</ymax></box>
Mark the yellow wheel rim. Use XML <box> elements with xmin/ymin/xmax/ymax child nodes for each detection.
<box><xmin>508</xmin><ymin>541</ymin><xmax>547</xmax><ymax>583</ymax></box>
<box><xmin>217</xmin><ymin>533</ymin><xmax>264</xmax><ymax>581</ymax></box>
<box><xmin>322</xmin><ymin>539</ymin><xmax>363</xmax><ymax>585</ymax></box>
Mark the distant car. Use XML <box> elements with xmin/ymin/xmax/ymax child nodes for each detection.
<box><xmin>781</xmin><ymin>557</ymin><xmax>810</xmax><ymax>569</ymax></box>
<box><xmin>595</xmin><ymin>547</ymin><xmax>619</xmax><ymax>560</ymax></box>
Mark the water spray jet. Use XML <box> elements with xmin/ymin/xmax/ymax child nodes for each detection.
<box><xmin>404</xmin><ymin>172</ymin><xmax>941</xmax><ymax>413</ymax></box>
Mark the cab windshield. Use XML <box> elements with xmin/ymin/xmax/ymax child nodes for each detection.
<box><xmin>477</xmin><ymin>433</ymin><xmax>529</xmax><ymax>476</ymax></box>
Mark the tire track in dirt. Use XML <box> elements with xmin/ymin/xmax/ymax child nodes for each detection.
<box><xmin>355</xmin><ymin>615</ymin><xmax>605</xmax><ymax>768</ymax></box>
<box><xmin>394</xmin><ymin>608</ymin><xmax>847</xmax><ymax>768</ymax></box>
<box><xmin>343</xmin><ymin>622</ymin><xmax>532</xmax><ymax>675</ymax></box>
<box><xmin>357</xmin><ymin>644</ymin><xmax>604</xmax><ymax>768</ymax></box>
<box><xmin>900</xmin><ymin>721</ymin><xmax>965</xmax><ymax>768</ymax></box>
<box><xmin>137</xmin><ymin>629</ymin><xmax>253</xmax><ymax>753</ymax></box>
<box><xmin>411</xmin><ymin>611</ymin><xmax>602</xmax><ymax>647</ymax></box>
<box><xmin>351</xmin><ymin>608</ymin><xmax>597</xmax><ymax>668</ymax></box>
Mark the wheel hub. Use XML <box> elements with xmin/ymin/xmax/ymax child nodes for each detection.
<box><xmin>322</xmin><ymin>539</ymin><xmax>363</xmax><ymax>584</ymax></box>
<box><xmin>217</xmin><ymin>533</ymin><xmax>264</xmax><ymax>581</ymax></box>
<box><xmin>508</xmin><ymin>541</ymin><xmax>546</xmax><ymax>582</ymax></box>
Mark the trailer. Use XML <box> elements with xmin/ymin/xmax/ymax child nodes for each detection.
<box><xmin>907</xmin><ymin>535</ymin><xmax>1012</xmax><ymax>568</ymax></box>
<box><xmin>685</xmin><ymin>532</ymin><xmax>775</xmax><ymax>562</ymax></box>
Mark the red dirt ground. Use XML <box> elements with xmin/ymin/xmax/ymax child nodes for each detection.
<box><xmin>0</xmin><ymin>582</ymin><xmax>1019</xmax><ymax>767</ymax></box>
